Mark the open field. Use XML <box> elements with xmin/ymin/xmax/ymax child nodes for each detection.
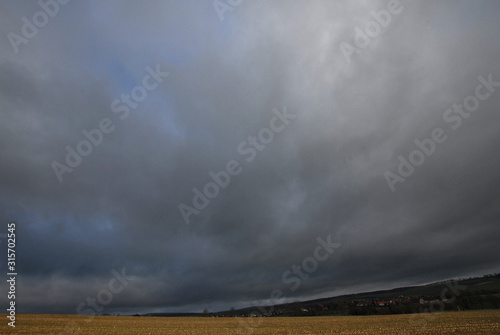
<box><xmin>2</xmin><ymin>310</ymin><xmax>500</xmax><ymax>334</ymax></box>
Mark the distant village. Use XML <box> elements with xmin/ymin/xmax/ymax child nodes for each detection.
<box><xmin>211</xmin><ymin>294</ymin><xmax>461</xmax><ymax>318</ymax></box>
<box><xmin>206</xmin><ymin>274</ymin><xmax>500</xmax><ymax>318</ymax></box>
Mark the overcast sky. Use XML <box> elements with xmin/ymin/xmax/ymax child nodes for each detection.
<box><xmin>1</xmin><ymin>0</ymin><xmax>500</xmax><ymax>315</ymax></box>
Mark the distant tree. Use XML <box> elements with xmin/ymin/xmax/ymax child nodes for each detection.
<box><xmin>291</xmin><ymin>302</ymin><xmax>303</xmax><ymax>316</ymax></box>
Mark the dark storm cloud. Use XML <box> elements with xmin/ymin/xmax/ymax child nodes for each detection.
<box><xmin>0</xmin><ymin>0</ymin><xmax>499</xmax><ymax>314</ymax></box>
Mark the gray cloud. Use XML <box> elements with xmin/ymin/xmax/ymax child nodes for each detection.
<box><xmin>0</xmin><ymin>0</ymin><xmax>499</xmax><ymax>314</ymax></box>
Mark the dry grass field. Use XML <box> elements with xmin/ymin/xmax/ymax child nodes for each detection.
<box><xmin>2</xmin><ymin>310</ymin><xmax>499</xmax><ymax>334</ymax></box>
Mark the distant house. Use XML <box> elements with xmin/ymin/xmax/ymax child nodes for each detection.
<box><xmin>377</xmin><ymin>300</ymin><xmax>394</xmax><ymax>306</ymax></box>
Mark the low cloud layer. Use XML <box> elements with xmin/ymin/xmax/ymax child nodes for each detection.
<box><xmin>1</xmin><ymin>0</ymin><xmax>499</xmax><ymax>314</ymax></box>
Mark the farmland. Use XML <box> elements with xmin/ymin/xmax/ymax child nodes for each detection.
<box><xmin>2</xmin><ymin>310</ymin><xmax>500</xmax><ymax>334</ymax></box>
